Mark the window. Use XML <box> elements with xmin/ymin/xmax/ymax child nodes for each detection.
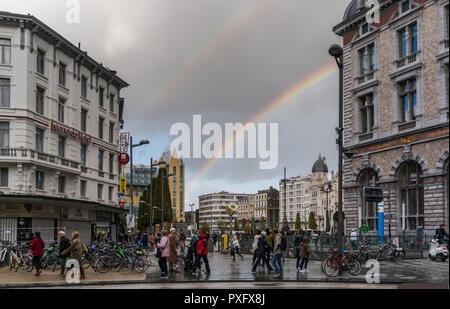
<box><xmin>398</xmin><ymin>161</ymin><xmax>424</xmax><ymax>231</ymax></box>
<box><xmin>36</xmin><ymin>86</ymin><xmax>45</xmax><ymax>115</ymax></box>
<box><xmin>59</xmin><ymin>62</ymin><xmax>66</xmax><ymax>86</ymax></box>
<box><xmin>399</xmin><ymin>78</ymin><xmax>417</xmax><ymax>123</ymax></box>
<box><xmin>359</xmin><ymin>169</ymin><xmax>379</xmax><ymax>231</ymax></box>
<box><xmin>98</xmin><ymin>149</ymin><xmax>104</xmax><ymax>171</ymax></box>
<box><xmin>401</xmin><ymin>0</ymin><xmax>410</xmax><ymax>13</ymax></box>
<box><xmin>58</xmin><ymin>135</ymin><xmax>65</xmax><ymax>157</ymax></box>
<box><xmin>81</xmin><ymin>108</ymin><xmax>87</xmax><ymax>132</ymax></box>
<box><xmin>0</xmin><ymin>78</ymin><xmax>10</xmax><ymax>107</ymax></box>
<box><xmin>58</xmin><ymin>175</ymin><xmax>65</xmax><ymax>193</ymax></box>
<box><xmin>97</xmin><ymin>183</ymin><xmax>103</xmax><ymax>200</ymax></box>
<box><xmin>0</xmin><ymin>122</ymin><xmax>9</xmax><ymax>147</ymax></box>
<box><xmin>36</xmin><ymin>171</ymin><xmax>44</xmax><ymax>190</ymax></box>
<box><xmin>109</xmin><ymin>153</ymin><xmax>114</xmax><ymax>174</ymax></box>
<box><xmin>172</xmin><ymin>166</ymin><xmax>176</xmax><ymax>175</ymax></box>
<box><xmin>98</xmin><ymin>117</ymin><xmax>104</xmax><ymax>139</ymax></box>
<box><xmin>359</xmin><ymin>93</ymin><xmax>375</xmax><ymax>133</ymax></box>
<box><xmin>58</xmin><ymin>97</ymin><xmax>65</xmax><ymax>123</ymax></box>
<box><xmin>109</xmin><ymin>94</ymin><xmax>115</xmax><ymax>112</ymax></box>
<box><xmin>109</xmin><ymin>122</ymin><xmax>114</xmax><ymax>144</ymax></box>
<box><xmin>99</xmin><ymin>87</ymin><xmax>104</xmax><ymax>107</ymax></box>
<box><xmin>362</xmin><ymin>23</ymin><xmax>369</xmax><ymax>34</ymax></box>
<box><xmin>108</xmin><ymin>186</ymin><xmax>114</xmax><ymax>201</ymax></box>
<box><xmin>359</xmin><ymin>43</ymin><xmax>376</xmax><ymax>75</ymax></box>
<box><xmin>0</xmin><ymin>168</ymin><xmax>8</xmax><ymax>187</ymax></box>
<box><xmin>80</xmin><ymin>180</ymin><xmax>87</xmax><ymax>197</ymax></box>
<box><xmin>398</xmin><ymin>22</ymin><xmax>418</xmax><ymax>58</ymax></box>
<box><xmin>0</xmin><ymin>39</ymin><xmax>11</xmax><ymax>65</ymax></box>
<box><xmin>37</xmin><ymin>49</ymin><xmax>45</xmax><ymax>74</ymax></box>
<box><xmin>81</xmin><ymin>76</ymin><xmax>87</xmax><ymax>98</ymax></box>
<box><xmin>80</xmin><ymin>143</ymin><xmax>87</xmax><ymax>166</ymax></box>
<box><xmin>35</xmin><ymin>127</ymin><xmax>44</xmax><ymax>152</ymax></box>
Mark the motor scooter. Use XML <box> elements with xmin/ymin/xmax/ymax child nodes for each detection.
<box><xmin>428</xmin><ymin>238</ymin><xmax>448</xmax><ymax>262</ymax></box>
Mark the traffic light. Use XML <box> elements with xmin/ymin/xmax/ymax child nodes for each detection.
<box><xmin>363</xmin><ymin>187</ymin><xmax>384</xmax><ymax>203</ymax></box>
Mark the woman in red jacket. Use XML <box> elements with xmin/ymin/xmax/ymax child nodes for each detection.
<box><xmin>31</xmin><ymin>231</ymin><xmax>45</xmax><ymax>276</ymax></box>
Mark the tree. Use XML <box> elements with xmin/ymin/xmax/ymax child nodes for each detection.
<box><xmin>199</xmin><ymin>222</ymin><xmax>210</xmax><ymax>233</ymax></box>
<box><xmin>137</xmin><ymin>189</ymin><xmax>151</xmax><ymax>232</ymax></box>
<box><xmin>234</xmin><ymin>219</ymin><xmax>238</xmax><ymax>231</ymax></box>
<box><xmin>251</xmin><ymin>218</ymin><xmax>256</xmax><ymax>234</ymax></box>
<box><xmin>308</xmin><ymin>211</ymin><xmax>317</xmax><ymax>230</ymax></box>
<box><xmin>145</xmin><ymin>167</ymin><xmax>172</xmax><ymax>228</ymax></box>
<box><xmin>294</xmin><ymin>213</ymin><xmax>301</xmax><ymax>230</ymax></box>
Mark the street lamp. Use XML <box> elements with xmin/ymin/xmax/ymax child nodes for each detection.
<box><xmin>321</xmin><ymin>180</ymin><xmax>333</xmax><ymax>233</ymax></box>
<box><xmin>328</xmin><ymin>43</ymin><xmax>344</xmax><ymax>261</ymax></box>
<box><xmin>129</xmin><ymin>137</ymin><xmax>150</xmax><ymax>219</ymax></box>
<box><xmin>282</xmin><ymin>167</ymin><xmax>289</xmax><ymax>232</ymax></box>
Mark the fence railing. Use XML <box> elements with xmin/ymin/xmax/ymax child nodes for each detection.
<box><xmin>213</xmin><ymin>234</ymin><xmax>425</xmax><ymax>260</ymax></box>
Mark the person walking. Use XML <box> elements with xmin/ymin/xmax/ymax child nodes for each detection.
<box><xmin>265</xmin><ymin>229</ymin><xmax>273</xmax><ymax>265</ymax></box>
<box><xmin>168</xmin><ymin>228</ymin><xmax>179</xmax><ymax>272</ymax></box>
<box><xmin>350</xmin><ymin>229</ymin><xmax>358</xmax><ymax>250</ymax></box>
<box><xmin>157</xmin><ymin>230</ymin><xmax>170</xmax><ymax>278</ymax></box>
<box><xmin>231</xmin><ymin>232</ymin><xmax>243</xmax><ymax>261</ymax></box>
<box><xmin>252</xmin><ymin>231</ymin><xmax>273</xmax><ymax>274</ymax></box>
<box><xmin>294</xmin><ymin>229</ymin><xmax>304</xmax><ymax>271</ymax></box>
<box><xmin>188</xmin><ymin>230</ymin><xmax>200</xmax><ymax>271</ymax></box>
<box><xmin>141</xmin><ymin>232</ymin><xmax>149</xmax><ymax>255</ymax></box>
<box><xmin>298</xmin><ymin>237</ymin><xmax>311</xmax><ymax>273</ymax></box>
<box><xmin>58</xmin><ymin>231</ymin><xmax>71</xmax><ymax>277</ymax></box>
<box><xmin>192</xmin><ymin>230</ymin><xmax>210</xmax><ymax>274</ymax></box>
<box><xmin>252</xmin><ymin>230</ymin><xmax>262</xmax><ymax>265</ymax></box>
<box><xmin>272</xmin><ymin>229</ymin><xmax>283</xmax><ymax>278</ymax></box>
<box><xmin>31</xmin><ymin>232</ymin><xmax>45</xmax><ymax>276</ymax></box>
<box><xmin>61</xmin><ymin>231</ymin><xmax>87</xmax><ymax>280</ymax></box>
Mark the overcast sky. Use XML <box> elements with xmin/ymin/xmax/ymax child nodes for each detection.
<box><xmin>2</xmin><ymin>0</ymin><xmax>350</xmax><ymax>209</ymax></box>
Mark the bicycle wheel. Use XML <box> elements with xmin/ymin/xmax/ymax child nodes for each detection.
<box><xmin>81</xmin><ymin>255</ymin><xmax>91</xmax><ymax>269</ymax></box>
<box><xmin>95</xmin><ymin>255</ymin><xmax>112</xmax><ymax>273</ymax></box>
<box><xmin>20</xmin><ymin>255</ymin><xmax>34</xmax><ymax>272</ymax></box>
<box><xmin>176</xmin><ymin>255</ymin><xmax>186</xmax><ymax>272</ymax></box>
<box><xmin>347</xmin><ymin>257</ymin><xmax>361</xmax><ymax>275</ymax></box>
<box><xmin>134</xmin><ymin>255</ymin><xmax>147</xmax><ymax>272</ymax></box>
<box><xmin>321</xmin><ymin>258</ymin><xmax>339</xmax><ymax>277</ymax></box>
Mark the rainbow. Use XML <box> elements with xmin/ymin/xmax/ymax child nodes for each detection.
<box><xmin>149</xmin><ymin>0</ymin><xmax>276</xmax><ymax>113</ymax></box>
<box><xmin>186</xmin><ymin>62</ymin><xmax>339</xmax><ymax>197</ymax></box>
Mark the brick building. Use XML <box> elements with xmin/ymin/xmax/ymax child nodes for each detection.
<box><xmin>333</xmin><ymin>0</ymin><xmax>449</xmax><ymax>236</ymax></box>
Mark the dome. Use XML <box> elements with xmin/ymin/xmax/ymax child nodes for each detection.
<box><xmin>343</xmin><ymin>0</ymin><xmax>358</xmax><ymax>21</ymax></box>
<box><xmin>312</xmin><ymin>155</ymin><xmax>328</xmax><ymax>173</ymax></box>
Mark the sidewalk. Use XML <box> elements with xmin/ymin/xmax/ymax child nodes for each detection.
<box><xmin>1</xmin><ymin>253</ymin><xmax>448</xmax><ymax>288</ymax></box>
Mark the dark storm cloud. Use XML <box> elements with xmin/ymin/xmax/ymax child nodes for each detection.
<box><xmin>2</xmin><ymin>0</ymin><xmax>350</xmax><ymax>204</ymax></box>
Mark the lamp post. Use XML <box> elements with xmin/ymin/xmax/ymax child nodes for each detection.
<box><xmin>329</xmin><ymin>43</ymin><xmax>344</xmax><ymax>265</ymax></box>
<box><xmin>282</xmin><ymin>167</ymin><xmax>289</xmax><ymax>232</ymax></box>
<box><xmin>321</xmin><ymin>180</ymin><xmax>333</xmax><ymax>233</ymax></box>
<box><xmin>129</xmin><ymin>137</ymin><xmax>149</xmax><ymax>220</ymax></box>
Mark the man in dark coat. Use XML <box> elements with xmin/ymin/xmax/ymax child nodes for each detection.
<box><xmin>58</xmin><ymin>231</ymin><xmax>71</xmax><ymax>277</ymax></box>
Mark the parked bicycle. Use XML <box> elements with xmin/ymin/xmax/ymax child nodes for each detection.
<box><xmin>321</xmin><ymin>248</ymin><xmax>361</xmax><ymax>277</ymax></box>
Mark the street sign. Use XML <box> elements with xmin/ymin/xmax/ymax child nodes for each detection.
<box><xmin>119</xmin><ymin>202</ymin><xmax>124</xmax><ymax>208</ymax></box>
<box><xmin>363</xmin><ymin>187</ymin><xmax>384</xmax><ymax>203</ymax></box>
<box><xmin>359</xmin><ymin>226</ymin><xmax>370</xmax><ymax>232</ymax></box>
<box><xmin>120</xmin><ymin>178</ymin><xmax>127</xmax><ymax>193</ymax></box>
<box><xmin>126</xmin><ymin>214</ymin><xmax>135</xmax><ymax>228</ymax></box>
<box><xmin>118</xmin><ymin>153</ymin><xmax>130</xmax><ymax>165</ymax></box>
<box><xmin>120</xmin><ymin>132</ymin><xmax>130</xmax><ymax>153</ymax></box>
<box><xmin>225</xmin><ymin>203</ymin><xmax>238</xmax><ymax>216</ymax></box>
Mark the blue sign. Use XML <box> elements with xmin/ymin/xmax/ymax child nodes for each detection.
<box><xmin>377</xmin><ymin>202</ymin><xmax>384</xmax><ymax>245</ymax></box>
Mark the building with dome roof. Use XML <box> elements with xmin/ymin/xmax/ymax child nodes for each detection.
<box><xmin>279</xmin><ymin>155</ymin><xmax>339</xmax><ymax>231</ymax></box>
<box><xmin>333</xmin><ymin>0</ymin><xmax>449</xmax><ymax>237</ymax></box>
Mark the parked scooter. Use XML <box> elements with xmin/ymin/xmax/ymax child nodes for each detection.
<box><xmin>428</xmin><ymin>238</ymin><xmax>448</xmax><ymax>262</ymax></box>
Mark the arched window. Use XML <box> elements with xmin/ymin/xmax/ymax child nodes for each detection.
<box><xmin>398</xmin><ymin>161</ymin><xmax>424</xmax><ymax>231</ymax></box>
<box><xmin>359</xmin><ymin>168</ymin><xmax>379</xmax><ymax>231</ymax></box>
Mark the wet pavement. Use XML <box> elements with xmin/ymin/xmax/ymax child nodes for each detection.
<box><xmin>145</xmin><ymin>253</ymin><xmax>449</xmax><ymax>284</ymax></box>
<box><xmin>0</xmin><ymin>253</ymin><xmax>447</xmax><ymax>288</ymax></box>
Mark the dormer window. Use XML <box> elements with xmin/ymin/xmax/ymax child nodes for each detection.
<box><xmin>362</xmin><ymin>23</ymin><xmax>369</xmax><ymax>35</ymax></box>
<box><xmin>401</xmin><ymin>1</ymin><xmax>410</xmax><ymax>13</ymax></box>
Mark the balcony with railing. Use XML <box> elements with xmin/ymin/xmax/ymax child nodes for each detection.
<box><xmin>393</xmin><ymin>51</ymin><xmax>421</xmax><ymax>71</ymax></box>
<box><xmin>355</xmin><ymin>69</ymin><xmax>377</xmax><ymax>87</ymax></box>
<box><xmin>398</xmin><ymin>120</ymin><xmax>416</xmax><ymax>131</ymax></box>
<box><xmin>0</xmin><ymin>148</ymin><xmax>80</xmax><ymax>172</ymax></box>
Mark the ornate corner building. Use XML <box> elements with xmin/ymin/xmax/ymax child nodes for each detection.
<box><xmin>0</xmin><ymin>12</ymin><xmax>128</xmax><ymax>243</ymax></box>
<box><xmin>333</xmin><ymin>0</ymin><xmax>449</xmax><ymax>236</ymax></box>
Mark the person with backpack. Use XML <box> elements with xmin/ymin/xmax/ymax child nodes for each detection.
<box><xmin>272</xmin><ymin>229</ymin><xmax>283</xmax><ymax>278</ymax></box>
<box><xmin>31</xmin><ymin>231</ymin><xmax>45</xmax><ymax>276</ymax></box>
<box><xmin>157</xmin><ymin>230</ymin><xmax>170</xmax><ymax>278</ymax></box>
<box><xmin>252</xmin><ymin>231</ymin><xmax>273</xmax><ymax>273</ymax></box>
<box><xmin>192</xmin><ymin>230</ymin><xmax>210</xmax><ymax>274</ymax></box>
<box><xmin>188</xmin><ymin>230</ymin><xmax>200</xmax><ymax>272</ymax></box>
